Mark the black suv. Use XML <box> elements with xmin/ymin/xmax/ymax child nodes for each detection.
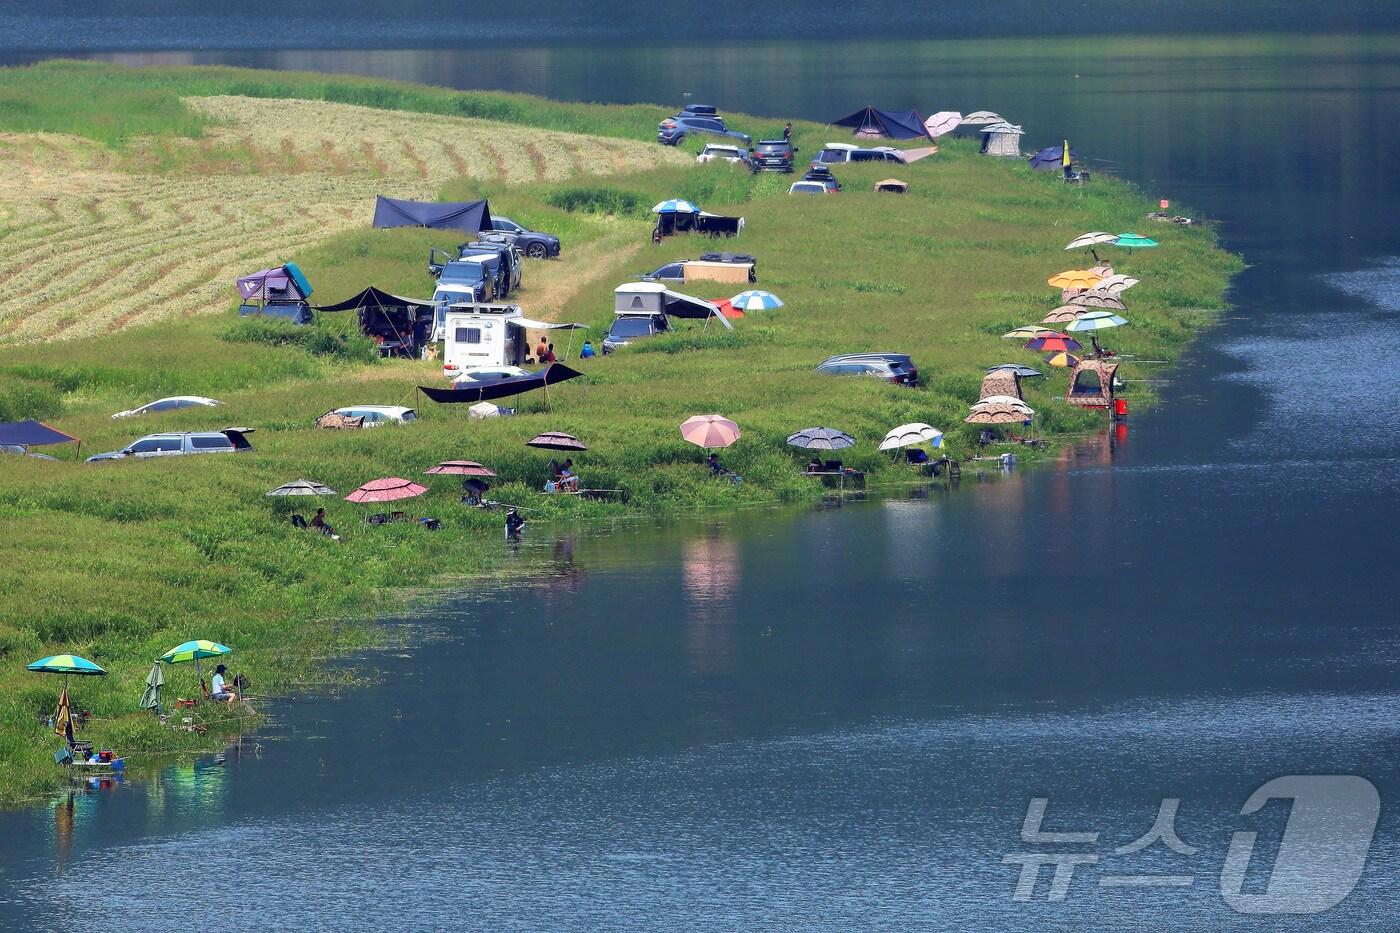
<box><xmin>751</xmin><ymin>139</ymin><xmax>796</xmax><ymax>173</ymax></box>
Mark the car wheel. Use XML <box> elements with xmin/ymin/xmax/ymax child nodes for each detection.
<box><xmin>526</xmin><ymin>242</ymin><xmax>548</xmax><ymax>259</ymax></box>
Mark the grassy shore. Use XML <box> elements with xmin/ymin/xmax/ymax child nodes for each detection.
<box><xmin>0</xmin><ymin>61</ymin><xmax>1242</xmax><ymax>802</ymax></box>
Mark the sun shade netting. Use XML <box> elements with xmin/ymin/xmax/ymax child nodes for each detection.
<box><xmin>372</xmin><ymin>196</ymin><xmax>492</xmax><ymax>234</ymax></box>
<box><xmin>418</xmin><ymin>363</ymin><xmax>584</xmax><ymax>404</ymax></box>
<box><xmin>0</xmin><ymin>419</ymin><xmax>78</xmax><ymax>446</ymax></box>
<box><xmin>313</xmin><ymin>286</ymin><xmax>436</xmax><ymax>313</ymax></box>
<box><xmin>830</xmin><ymin>106</ymin><xmax>931</xmax><ymax>140</ymax></box>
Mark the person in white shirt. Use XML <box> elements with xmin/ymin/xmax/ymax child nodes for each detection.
<box><xmin>210</xmin><ymin>664</ymin><xmax>236</xmax><ymax>701</ymax></box>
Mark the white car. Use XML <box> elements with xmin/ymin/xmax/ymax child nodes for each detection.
<box><xmin>813</xmin><ymin>143</ymin><xmax>907</xmax><ymax>165</ymax></box>
<box><xmin>452</xmin><ymin>366</ymin><xmax>530</xmax><ymax>385</ymax></box>
<box><xmin>789</xmin><ymin>182</ymin><xmax>832</xmax><ymax>195</ymax></box>
<box><xmin>112</xmin><ymin>396</ymin><xmax>221</xmax><ymax>419</ymax></box>
<box><xmin>330</xmin><ymin>405</ymin><xmax>418</xmax><ymax>426</ymax></box>
<box><xmin>696</xmin><ymin>144</ymin><xmax>750</xmax><ymax>165</ymax></box>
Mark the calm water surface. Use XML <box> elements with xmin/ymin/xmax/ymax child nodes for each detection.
<box><xmin>3</xmin><ymin>34</ymin><xmax>1400</xmax><ymax>930</ymax></box>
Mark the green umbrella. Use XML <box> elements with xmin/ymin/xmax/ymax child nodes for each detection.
<box><xmin>27</xmin><ymin>655</ymin><xmax>107</xmax><ymax>738</ymax></box>
<box><xmin>139</xmin><ymin>662</ymin><xmax>165</xmax><ymax>715</ymax></box>
<box><xmin>1114</xmin><ymin>233</ymin><xmax>1158</xmax><ymax>250</ymax></box>
<box><xmin>159</xmin><ymin>640</ymin><xmax>232</xmax><ymax>693</ymax></box>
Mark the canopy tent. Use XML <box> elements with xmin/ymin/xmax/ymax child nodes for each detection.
<box><xmin>831</xmin><ymin>106</ymin><xmax>932</xmax><ymax>141</ymax></box>
<box><xmin>655</xmin><ymin>209</ymin><xmax>744</xmax><ymax>238</ymax></box>
<box><xmin>418</xmin><ymin>363</ymin><xmax>584</xmax><ymax>404</ymax></box>
<box><xmin>614</xmin><ymin>283</ymin><xmax>733</xmax><ymax>330</ymax></box>
<box><xmin>372</xmin><ymin>195</ymin><xmax>492</xmax><ymax>235</ymax></box>
<box><xmin>1029</xmin><ymin>144</ymin><xmax>1078</xmax><ymax>171</ymax></box>
<box><xmin>1067</xmin><ymin>359</ymin><xmax>1120</xmax><ymax>408</ymax></box>
<box><xmin>979</xmin><ymin>122</ymin><xmax>1024</xmax><ymax>157</ymax></box>
<box><xmin>316</xmin><ymin>286</ymin><xmax>438</xmax><ymax>357</ymax></box>
<box><xmin>0</xmin><ymin>419</ymin><xmax>78</xmax><ymax>451</ymax></box>
<box><xmin>979</xmin><ymin>369</ymin><xmax>1024</xmax><ymax>401</ymax></box>
<box><xmin>235</xmin><ymin>261</ymin><xmax>312</xmax><ymax>301</ymax></box>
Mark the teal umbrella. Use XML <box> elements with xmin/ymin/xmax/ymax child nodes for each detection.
<box><xmin>1065</xmin><ymin>311</ymin><xmax>1128</xmax><ymax>332</ymax></box>
<box><xmin>1114</xmin><ymin>233</ymin><xmax>1158</xmax><ymax>250</ymax></box>
<box><xmin>159</xmin><ymin>640</ymin><xmax>232</xmax><ymax>693</ymax></box>
<box><xmin>27</xmin><ymin>655</ymin><xmax>107</xmax><ymax>676</ymax></box>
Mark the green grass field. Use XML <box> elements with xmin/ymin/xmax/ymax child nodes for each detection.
<box><xmin>0</xmin><ymin>61</ymin><xmax>1242</xmax><ymax>802</ymax></box>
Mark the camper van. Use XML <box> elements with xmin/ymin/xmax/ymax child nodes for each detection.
<box><xmin>604</xmin><ymin>282</ymin><xmax>730</xmax><ymax>354</ymax></box>
<box><xmin>439</xmin><ymin>303</ymin><xmax>587</xmax><ymax>378</ymax></box>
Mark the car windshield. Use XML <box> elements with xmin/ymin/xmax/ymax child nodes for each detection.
<box><xmin>400</xmin><ymin>411</ymin><xmax>417</xmax><ymax>422</ymax></box>
<box><xmin>439</xmin><ymin>263</ymin><xmax>485</xmax><ymax>284</ymax></box>
<box><xmin>757</xmin><ymin>143</ymin><xmax>790</xmax><ymax>154</ymax></box>
<box><xmin>610</xmin><ymin>318</ymin><xmax>655</xmax><ymax>338</ymax></box>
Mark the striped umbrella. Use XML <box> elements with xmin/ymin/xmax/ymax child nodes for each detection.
<box><xmin>681</xmin><ymin>414</ymin><xmax>741</xmax><ymax>449</ymax></box>
<box><xmin>1003</xmin><ymin>326</ymin><xmax>1058</xmax><ymax>339</ymax></box>
<box><xmin>651</xmin><ymin>199</ymin><xmax>700</xmax><ymax>214</ymax></box>
<box><xmin>730</xmin><ymin>290</ymin><xmax>784</xmax><ymax>312</ymax></box>
<box><xmin>27</xmin><ymin>655</ymin><xmax>107</xmax><ymax>736</ymax></box>
<box><xmin>160</xmin><ymin>639</ymin><xmax>232</xmax><ymax>694</ymax></box>
<box><xmin>1066</xmin><ymin>311</ymin><xmax>1128</xmax><ymax>332</ymax></box>
<box><xmin>1044</xmin><ymin>351</ymin><xmax>1082</xmax><ymax>368</ymax></box>
<box><xmin>1023</xmin><ymin>333</ymin><xmax>1083</xmax><ymax>353</ymax></box>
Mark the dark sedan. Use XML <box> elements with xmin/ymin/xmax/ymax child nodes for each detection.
<box><xmin>489</xmin><ymin>216</ymin><xmax>561</xmax><ymax>259</ymax></box>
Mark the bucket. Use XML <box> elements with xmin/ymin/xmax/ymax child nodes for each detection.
<box><xmin>1113</xmin><ymin>398</ymin><xmax>1129</xmax><ymax>418</ymax></box>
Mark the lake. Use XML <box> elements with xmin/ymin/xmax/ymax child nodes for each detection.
<box><xmin>3</xmin><ymin>32</ymin><xmax>1400</xmax><ymax>930</ymax></box>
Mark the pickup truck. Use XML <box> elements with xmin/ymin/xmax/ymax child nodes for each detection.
<box><xmin>86</xmin><ymin>428</ymin><xmax>254</xmax><ymax>462</ymax></box>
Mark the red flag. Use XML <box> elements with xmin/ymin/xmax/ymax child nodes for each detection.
<box><xmin>1159</xmin><ymin>199</ymin><xmax>1170</xmax><ymax>209</ymax></box>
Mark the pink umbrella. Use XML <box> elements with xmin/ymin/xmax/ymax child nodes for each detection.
<box><xmin>345</xmin><ymin>477</ymin><xmax>428</xmax><ymax>503</ymax></box>
<box><xmin>680</xmin><ymin>414</ymin><xmax>741</xmax><ymax>449</ymax></box>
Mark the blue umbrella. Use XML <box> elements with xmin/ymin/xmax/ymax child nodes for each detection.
<box><xmin>651</xmin><ymin>199</ymin><xmax>700</xmax><ymax>214</ymax></box>
<box><xmin>730</xmin><ymin>290</ymin><xmax>784</xmax><ymax>311</ymax></box>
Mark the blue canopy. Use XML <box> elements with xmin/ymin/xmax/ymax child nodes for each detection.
<box><xmin>372</xmin><ymin>196</ymin><xmax>492</xmax><ymax>235</ymax></box>
<box><xmin>1029</xmin><ymin>145</ymin><xmax>1079</xmax><ymax>171</ymax></box>
<box><xmin>0</xmin><ymin>419</ymin><xmax>78</xmax><ymax>448</ymax></box>
<box><xmin>831</xmin><ymin>107</ymin><xmax>931</xmax><ymax>141</ymax></box>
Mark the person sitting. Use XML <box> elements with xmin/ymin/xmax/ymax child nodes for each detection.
<box><xmin>543</xmin><ymin>343</ymin><xmax>558</xmax><ymax>363</ymax></box>
<box><xmin>309</xmin><ymin>507</ymin><xmax>337</xmax><ymax>538</ymax></box>
<box><xmin>708</xmin><ymin>453</ymin><xmax>726</xmax><ymax>475</ymax></box>
<box><xmin>210</xmin><ymin>664</ymin><xmax>238</xmax><ymax>702</ymax></box>
<box><xmin>579</xmin><ymin>341</ymin><xmax>596</xmax><ymax>359</ymax></box>
<box><xmin>557</xmin><ymin>458</ymin><xmax>580</xmax><ymax>491</ymax></box>
<box><xmin>535</xmin><ymin>339</ymin><xmax>548</xmax><ymax>361</ymax></box>
<box><xmin>905</xmin><ymin>448</ymin><xmax>929</xmax><ymax>464</ymax></box>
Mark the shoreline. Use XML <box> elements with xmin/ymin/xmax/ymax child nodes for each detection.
<box><xmin>0</xmin><ymin>61</ymin><xmax>1242</xmax><ymax>803</ymax></box>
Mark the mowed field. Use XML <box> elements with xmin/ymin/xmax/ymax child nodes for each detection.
<box><xmin>0</xmin><ymin>96</ymin><xmax>685</xmax><ymax>342</ymax></box>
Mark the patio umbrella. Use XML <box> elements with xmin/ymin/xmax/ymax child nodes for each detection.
<box><xmin>1069</xmin><ymin>292</ymin><xmax>1128</xmax><ymax>311</ymax></box>
<box><xmin>730</xmin><ymin>290</ymin><xmax>784</xmax><ymax>312</ymax></box>
<box><xmin>1093</xmin><ymin>273</ymin><xmax>1140</xmax><ymax>293</ymax></box>
<box><xmin>345</xmin><ymin>477</ymin><xmax>427</xmax><ymax>503</ymax></box>
<box><xmin>468</xmin><ymin>402</ymin><xmax>501</xmax><ymax>419</ymax></box>
<box><xmin>924</xmin><ymin>111</ymin><xmax>963</xmax><ymax>137</ymax></box>
<box><xmin>786</xmin><ymin>427</ymin><xmax>855</xmax><ymax>451</ymax></box>
<box><xmin>1041</xmin><ymin>305</ymin><xmax>1084</xmax><ymax>324</ymax></box>
<box><xmin>1023</xmin><ymin>333</ymin><xmax>1083</xmax><ymax>353</ymax></box>
<box><xmin>1114</xmin><ymin>233</ymin><xmax>1158</xmax><ymax>250</ymax></box>
<box><xmin>527</xmin><ymin>432</ymin><xmax>587</xmax><ymax>451</ymax></box>
<box><xmin>1065</xmin><ymin>232</ymin><xmax>1118</xmax><ymax>251</ymax></box>
<box><xmin>1044</xmin><ymin>351</ymin><xmax>1082</xmax><ymax>368</ymax></box>
<box><xmin>424</xmin><ymin>460</ymin><xmax>496</xmax><ymax>477</ymax></box>
<box><xmin>878</xmin><ymin>422</ymin><xmax>943</xmax><ymax>451</ymax></box>
<box><xmin>987</xmin><ymin>363</ymin><xmax>1044</xmax><ymax>378</ymax></box>
<box><xmin>681</xmin><ymin>414</ymin><xmax>741</xmax><ymax>449</ymax></box>
<box><xmin>265</xmin><ymin>478</ymin><xmax>336</xmax><ymax>497</ymax></box>
<box><xmin>965</xmin><ymin>396</ymin><xmax>1035</xmax><ymax>425</ymax></box>
<box><xmin>140</xmin><ymin>662</ymin><xmax>164</xmax><ymax>715</ymax></box>
<box><xmin>1066</xmin><ymin>311</ymin><xmax>1128</xmax><ymax>332</ymax></box>
<box><xmin>1002</xmin><ymin>326</ymin><xmax>1058</xmax><ymax>339</ymax></box>
<box><xmin>652</xmin><ymin>199</ymin><xmax>700</xmax><ymax>214</ymax></box>
<box><xmin>1048</xmin><ymin>269</ymin><xmax>1104</xmax><ymax>290</ymax></box>
<box><xmin>28</xmin><ymin>655</ymin><xmax>107</xmax><ymax>738</ymax></box>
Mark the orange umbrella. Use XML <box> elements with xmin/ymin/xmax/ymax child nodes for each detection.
<box><xmin>345</xmin><ymin>477</ymin><xmax>427</xmax><ymax>503</ymax></box>
<box><xmin>1047</xmin><ymin>269</ymin><xmax>1104</xmax><ymax>290</ymax></box>
<box><xmin>680</xmin><ymin>414</ymin><xmax>741</xmax><ymax>449</ymax></box>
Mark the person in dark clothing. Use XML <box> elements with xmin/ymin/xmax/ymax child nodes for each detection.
<box><xmin>783</xmin><ymin>122</ymin><xmax>792</xmax><ymax>142</ymax></box>
<box><xmin>807</xmin><ymin>456</ymin><xmax>823</xmax><ymax>473</ymax></box>
<box><xmin>544</xmin><ymin>343</ymin><xmax>558</xmax><ymax>363</ymax></box>
<box><xmin>708</xmin><ymin>453</ymin><xmax>725</xmax><ymax>475</ymax></box>
<box><xmin>309</xmin><ymin>507</ymin><xmax>338</xmax><ymax>538</ymax></box>
<box><xmin>505</xmin><ymin>508</ymin><xmax>525</xmax><ymax>537</ymax></box>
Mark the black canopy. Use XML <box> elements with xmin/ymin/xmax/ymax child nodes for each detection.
<box><xmin>372</xmin><ymin>196</ymin><xmax>492</xmax><ymax>235</ymax></box>
<box><xmin>0</xmin><ymin>419</ymin><xmax>78</xmax><ymax>447</ymax></box>
<box><xmin>831</xmin><ymin>107</ymin><xmax>931</xmax><ymax>140</ymax></box>
<box><xmin>419</xmin><ymin>364</ymin><xmax>584</xmax><ymax>404</ymax></box>
<box><xmin>313</xmin><ymin>286</ymin><xmax>436</xmax><ymax>314</ymax></box>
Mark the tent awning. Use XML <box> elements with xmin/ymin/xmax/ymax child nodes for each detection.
<box><xmin>831</xmin><ymin>106</ymin><xmax>932</xmax><ymax>140</ymax></box>
<box><xmin>514</xmin><ymin>317</ymin><xmax>589</xmax><ymax>331</ymax></box>
<box><xmin>662</xmin><ymin>289</ymin><xmax>732</xmax><ymax>330</ymax></box>
<box><xmin>0</xmin><ymin>419</ymin><xmax>78</xmax><ymax>447</ymax></box>
<box><xmin>418</xmin><ymin>363</ymin><xmax>584</xmax><ymax>404</ymax></box>
<box><xmin>372</xmin><ymin>196</ymin><xmax>492</xmax><ymax>235</ymax></box>
<box><xmin>314</xmin><ymin>286</ymin><xmax>437</xmax><ymax>313</ymax></box>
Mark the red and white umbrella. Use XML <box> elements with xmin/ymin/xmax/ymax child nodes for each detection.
<box><xmin>345</xmin><ymin>477</ymin><xmax>427</xmax><ymax>503</ymax></box>
<box><xmin>424</xmin><ymin>460</ymin><xmax>496</xmax><ymax>477</ymax></box>
<box><xmin>680</xmin><ymin>414</ymin><xmax>741</xmax><ymax>449</ymax></box>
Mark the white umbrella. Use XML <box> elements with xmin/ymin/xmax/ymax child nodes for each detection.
<box><xmin>1065</xmin><ymin>231</ymin><xmax>1118</xmax><ymax>250</ymax></box>
<box><xmin>651</xmin><ymin>199</ymin><xmax>699</xmax><ymax>214</ymax></box>
<box><xmin>730</xmin><ymin>290</ymin><xmax>784</xmax><ymax>311</ymax></box>
<box><xmin>924</xmin><ymin>111</ymin><xmax>962</xmax><ymax>137</ymax></box>
<box><xmin>879</xmin><ymin>422</ymin><xmax>944</xmax><ymax>451</ymax></box>
<box><xmin>1092</xmin><ymin>274</ymin><xmax>1140</xmax><ymax>293</ymax></box>
<box><xmin>1066</xmin><ymin>311</ymin><xmax>1128</xmax><ymax>332</ymax></box>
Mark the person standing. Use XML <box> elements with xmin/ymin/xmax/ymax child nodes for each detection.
<box><xmin>535</xmin><ymin>338</ymin><xmax>548</xmax><ymax>361</ymax></box>
<box><xmin>783</xmin><ymin>121</ymin><xmax>793</xmax><ymax>142</ymax></box>
<box><xmin>505</xmin><ymin>508</ymin><xmax>525</xmax><ymax>538</ymax></box>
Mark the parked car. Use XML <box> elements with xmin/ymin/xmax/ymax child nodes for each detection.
<box><xmin>489</xmin><ymin>216</ymin><xmax>561</xmax><ymax>259</ymax></box>
<box><xmin>603</xmin><ymin>313</ymin><xmax>670</xmax><ymax>354</ymax></box>
<box><xmin>430</xmin><ymin>256</ymin><xmax>496</xmax><ymax>303</ymax></box>
<box><xmin>750</xmin><ymin>139</ymin><xmax>797</xmax><ymax>173</ymax></box>
<box><xmin>658</xmin><ymin>116</ymin><xmax>751</xmax><ymax>147</ymax></box>
<box><xmin>677</xmin><ymin>104</ymin><xmax>719</xmax><ymax>118</ymax></box>
<box><xmin>86</xmin><ymin>428</ymin><xmax>254</xmax><ymax>462</ymax></box>
<box><xmin>789</xmin><ymin>181</ymin><xmax>833</xmax><ymax>196</ymax></box>
<box><xmin>696</xmin><ymin>144</ymin><xmax>751</xmax><ymax>166</ymax></box>
<box><xmin>813</xmin><ymin>143</ymin><xmax>908</xmax><ymax>165</ymax></box>
<box><xmin>459</xmin><ymin>241</ymin><xmax>521</xmax><ymax>296</ymax></box>
<box><xmin>815</xmin><ymin>352</ymin><xmax>920</xmax><ymax>385</ymax></box>
<box><xmin>802</xmin><ymin>164</ymin><xmax>842</xmax><ymax>191</ymax></box>
<box><xmin>330</xmin><ymin>406</ymin><xmax>418</xmax><ymax>426</ymax></box>
<box><xmin>641</xmin><ymin>254</ymin><xmax>756</xmax><ymax>285</ymax></box>
<box><xmin>112</xmin><ymin>396</ymin><xmax>221</xmax><ymax>419</ymax></box>
<box><xmin>452</xmin><ymin>366</ymin><xmax>531</xmax><ymax>385</ymax></box>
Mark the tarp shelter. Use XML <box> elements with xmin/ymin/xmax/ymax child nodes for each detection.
<box><xmin>0</xmin><ymin>419</ymin><xmax>79</xmax><ymax>456</ymax></box>
<box><xmin>613</xmin><ymin>282</ymin><xmax>733</xmax><ymax>330</ymax></box>
<box><xmin>980</xmin><ymin>122</ymin><xmax>1024</xmax><ymax>157</ymax></box>
<box><xmin>656</xmin><ymin>210</ymin><xmax>744</xmax><ymax>238</ymax></box>
<box><xmin>418</xmin><ymin>363</ymin><xmax>584</xmax><ymax>404</ymax></box>
<box><xmin>1029</xmin><ymin>144</ymin><xmax>1078</xmax><ymax>171</ymax></box>
<box><xmin>1067</xmin><ymin>359</ymin><xmax>1120</xmax><ymax>408</ymax></box>
<box><xmin>372</xmin><ymin>196</ymin><xmax>492</xmax><ymax>235</ymax></box>
<box><xmin>875</xmin><ymin>178</ymin><xmax>909</xmax><ymax>193</ymax></box>
<box><xmin>236</xmin><ymin>262</ymin><xmax>312</xmax><ymax>301</ymax></box>
<box><xmin>315</xmin><ymin>286</ymin><xmax>438</xmax><ymax>358</ymax></box>
<box><xmin>831</xmin><ymin>107</ymin><xmax>932</xmax><ymax>141</ymax></box>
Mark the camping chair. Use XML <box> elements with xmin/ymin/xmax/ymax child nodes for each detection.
<box><xmin>418</xmin><ymin>517</ymin><xmax>441</xmax><ymax>531</ymax></box>
<box><xmin>290</xmin><ymin>514</ymin><xmax>308</xmax><ymax>529</ymax></box>
<box><xmin>822</xmin><ymin>459</ymin><xmax>843</xmax><ymax>473</ymax></box>
<box><xmin>905</xmin><ymin>449</ymin><xmax>929</xmax><ymax>465</ymax></box>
